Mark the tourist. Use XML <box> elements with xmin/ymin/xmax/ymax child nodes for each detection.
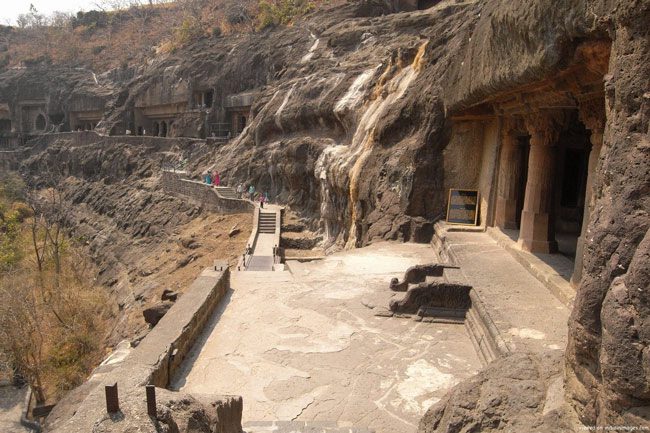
<box><xmin>204</xmin><ymin>172</ymin><xmax>212</xmax><ymax>185</ymax></box>
<box><xmin>213</xmin><ymin>171</ymin><xmax>220</xmax><ymax>186</ymax></box>
<box><xmin>236</xmin><ymin>183</ymin><xmax>243</xmax><ymax>198</ymax></box>
<box><xmin>248</xmin><ymin>185</ymin><xmax>256</xmax><ymax>200</ymax></box>
<box><xmin>259</xmin><ymin>193</ymin><xmax>265</xmax><ymax>208</ymax></box>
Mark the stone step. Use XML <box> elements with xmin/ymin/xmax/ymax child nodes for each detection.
<box><xmin>244</xmin><ymin>420</ymin><xmax>374</xmax><ymax>433</ymax></box>
<box><xmin>215</xmin><ymin>187</ymin><xmax>239</xmax><ymax>199</ymax></box>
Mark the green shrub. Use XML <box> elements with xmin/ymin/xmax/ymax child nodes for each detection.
<box><xmin>173</xmin><ymin>17</ymin><xmax>204</xmax><ymax>47</ymax></box>
<box><xmin>257</xmin><ymin>0</ymin><xmax>315</xmax><ymax>30</ymax></box>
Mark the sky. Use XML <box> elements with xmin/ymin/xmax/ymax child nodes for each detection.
<box><xmin>1</xmin><ymin>0</ymin><xmax>100</xmax><ymax>25</ymax></box>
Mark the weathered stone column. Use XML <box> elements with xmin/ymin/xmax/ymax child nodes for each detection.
<box><xmin>518</xmin><ymin>112</ymin><xmax>563</xmax><ymax>253</ymax></box>
<box><xmin>495</xmin><ymin>118</ymin><xmax>522</xmax><ymax>230</ymax></box>
<box><xmin>571</xmin><ymin>101</ymin><xmax>605</xmax><ymax>285</ymax></box>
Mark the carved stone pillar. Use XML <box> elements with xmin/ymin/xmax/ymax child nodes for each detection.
<box><xmin>518</xmin><ymin>112</ymin><xmax>564</xmax><ymax>254</ymax></box>
<box><xmin>572</xmin><ymin>101</ymin><xmax>606</xmax><ymax>285</ymax></box>
<box><xmin>495</xmin><ymin>118</ymin><xmax>522</xmax><ymax>230</ymax></box>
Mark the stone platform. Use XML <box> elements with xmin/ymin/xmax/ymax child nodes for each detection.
<box><xmin>244</xmin><ymin>420</ymin><xmax>374</xmax><ymax>433</ymax></box>
<box><xmin>172</xmin><ymin>243</ymin><xmax>482</xmax><ymax>433</ymax></box>
<box><xmin>434</xmin><ymin>228</ymin><xmax>570</xmax><ymax>354</ymax></box>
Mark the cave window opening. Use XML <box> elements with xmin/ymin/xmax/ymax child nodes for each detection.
<box><xmin>0</xmin><ymin>119</ymin><xmax>11</xmax><ymax>133</ymax></box>
<box><xmin>515</xmin><ymin>136</ymin><xmax>530</xmax><ymax>229</ymax></box>
<box><xmin>417</xmin><ymin>0</ymin><xmax>441</xmax><ymax>10</ymax></box>
<box><xmin>34</xmin><ymin>114</ymin><xmax>46</xmax><ymax>131</ymax></box>
<box><xmin>204</xmin><ymin>90</ymin><xmax>213</xmax><ymax>108</ymax></box>
<box><xmin>239</xmin><ymin>115</ymin><xmax>247</xmax><ymax>133</ymax></box>
<box><xmin>50</xmin><ymin>113</ymin><xmax>64</xmax><ymax>125</ymax></box>
<box><xmin>137</xmin><ymin>126</ymin><xmax>143</xmax><ymax>136</ymax></box>
<box><xmin>554</xmin><ymin>116</ymin><xmax>590</xmax><ymax>260</ymax></box>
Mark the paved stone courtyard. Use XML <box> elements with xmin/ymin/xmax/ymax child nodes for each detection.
<box><xmin>172</xmin><ymin>242</ymin><xmax>482</xmax><ymax>433</ymax></box>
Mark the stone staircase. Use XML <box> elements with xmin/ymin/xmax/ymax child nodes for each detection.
<box><xmin>215</xmin><ymin>186</ymin><xmax>239</xmax><ymax>199</ymax></box>
<box><xmin>244</xmin><ymin>420</ymin><xmax>374</xmax><ymax>433</ymax></box>
<box><xmin>258</xmin><ymin>211</ymin><xmax>276</xmax><ymax>234</ymax></box>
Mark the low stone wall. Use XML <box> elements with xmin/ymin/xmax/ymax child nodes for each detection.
<box><xmin>27</xmin><ymin>132</ymin><xmax>206</xmax><ymax>153</ymax></box>
<box><xmin>0</xmin><ymin>148</ymin><xmax>30</xmax><ymax>171</ymax></box>
<box><xmin>44</xmin><ymin>267</ymin><xmax>243</xmax><ymax>433</ymax></box>
<box><xmin>162</xmin><ymin>170</ymin><xmax>254</xmax><ymax>214</ymax></box>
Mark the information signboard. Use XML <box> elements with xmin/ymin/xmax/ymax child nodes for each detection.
<box><xmin>446</xmin><ymin>189</ymin><xmax>479</xmax><ymax>226</ymax></box>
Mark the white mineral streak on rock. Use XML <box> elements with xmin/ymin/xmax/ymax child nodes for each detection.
<box><xmin>314</xmin><ymin>144</ymin><xmax>348</xmax><ymax>242</ymax></box>
<box><xmin>314</xmin><ymin>56</ymin><xmax>422</xmax><ymax>248</ymax></box>
<box><xmin>301</xmin><ymin>36</ymin><xmax>320</xmax><ymax>63</ymax></box>
<box><xmin>275</xmin><ymin>83</ymin><xmax>297</xmax><ymax>131</ymax></box>
<box><xmin>333</xmin><ymin>66</ymin><xmax>380</xmax><ymax>120</ymax></box>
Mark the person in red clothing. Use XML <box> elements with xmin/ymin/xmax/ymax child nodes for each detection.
<box><xmin>259</xmin><ymin>192</ymin><xmax>266</xmax><ymax>208</ymax></box>
<box><xmin>212</xmin><ymin>171</ymin><xmax>221</xmax><ymax>186</ymax></box>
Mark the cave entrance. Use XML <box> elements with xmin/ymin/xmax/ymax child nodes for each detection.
<box><xmin>160</xmin><ymin>120</ymin><xmax>168</xmax><ymax>137</ymax></box>
<box><xmin>555</xmin><ymin>114</ymin><xmax>591</xmax><ymax>259</ymax></box>
<box><xmin>494</xmin><ymin>109</ymin><xmax>597</xmax><ymax>262</ymax></box>
<box><xmin>152</xmin><ymin>121</ymin><xmax>160</xmax><ymax>137</ymax></box>
<box><xmin>0</xmin><ymin>119</ymin><xmax>11</xmax><ymax>133</ymax></box>
<box><xmin>417</xmin><ymin>0</ymin><xmax>441</xmax><ymax>9</ymax></box>
<box><xmin>514</xmin><ymin>136</ymin><xmax>530</xmax><ymax>229</ymax></box>
<box><xmin>34</xmin><ymin>113</ymin><xmax>46</xmax><ymax>131</ymax></box>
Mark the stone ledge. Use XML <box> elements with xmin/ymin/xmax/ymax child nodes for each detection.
<box><xmin>486</xmin><ymin>227</ymin><xmax>575</xmax><ymax>307</ymax></box>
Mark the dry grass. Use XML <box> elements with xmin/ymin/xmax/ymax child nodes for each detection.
<box><xmin>0</xmin><ymin>0</ymin><xmax>340</xmax><ymax>72</ymax></box>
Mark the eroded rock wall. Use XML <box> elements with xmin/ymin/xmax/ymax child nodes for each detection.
<box><xmin>565</xmin><ymin>0</ymin><xmax>650</xmax><ymax>426</ymax></box>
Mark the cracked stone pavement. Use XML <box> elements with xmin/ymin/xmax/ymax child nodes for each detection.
<box><xmin>172</xmin><ymin>242</ymin><xmax>481</xmax><ymax>433</ymax></box>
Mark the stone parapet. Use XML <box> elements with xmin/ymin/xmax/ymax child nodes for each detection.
<box><xmin>162</xmin><ymin>170</ymin><xmax>255</xmax><ymax>215</ymax></box>
<box><xmin>44</xmin><ymin>268</ymin><xmax>243</xmax><ymax>433</ymax></box>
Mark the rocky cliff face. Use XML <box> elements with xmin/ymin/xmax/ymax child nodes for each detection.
<box><xmin>1</xmin><ymin>0</ymin><xmax>648</xmax><ymax>430</ymax></box>
<box><xmin>19</xmin><ymin>135</ymin><xmax>251</xmax><ymax>345</ymax></box>
<box><xmin>565</xmin><ymin>0</ymin><xmax>650</xmax><ymax>426</ymax></box>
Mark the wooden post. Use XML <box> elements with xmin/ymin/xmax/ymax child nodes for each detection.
<box><xmin>105</xmin><ymin>383</ymin><xmax>119</xmax><ymax>414</ymax></box>
<box><xmin>146</xmin><ymin>385</ymin><xmax>157</xmax><ymax>417</ymax></box>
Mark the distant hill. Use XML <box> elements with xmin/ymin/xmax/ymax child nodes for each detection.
<box><xmin>0</xmin><ymin>0</ymin><xmax>323</xmax><ymax>73</ymax></box>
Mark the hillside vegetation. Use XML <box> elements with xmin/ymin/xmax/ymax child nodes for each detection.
<box><xmin>0</xmin><ymin>173</ymin><xmax>114</xmax><ymax>405</ymax></box>
<box><xmin>0</xmin><ymin>0</ymin><xmax>331</xmax><ymax>73</ymax></box>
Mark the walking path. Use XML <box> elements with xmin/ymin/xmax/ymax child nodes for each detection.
<box><xmin>246</xmin><ymin>205</ymin><xmax>281</xmax><ymax>272</ymax></box>
<box><xmin>439</xmin><ymin>230</ymin><xmax>570</xmax><ymax>353</ymax></box>
<box><xmin>172</xmin><ymin>242</ymin><xmax>481</xmax><ymax>433</ymax></box>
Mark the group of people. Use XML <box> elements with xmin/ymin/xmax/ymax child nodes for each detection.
<box><xmin>203</xmin><ymin>171</ymin><xmax>221</xmax><ymax>186</ymax></box>
<box><xmin>236</xmin><ymin>184</ymin><xmax>269</xmax><ymax>208</ymax></box>
<box><xmin>201</xmin><ymin>171</ymin><xmax>269</xmax><ymax>208</ymax></box>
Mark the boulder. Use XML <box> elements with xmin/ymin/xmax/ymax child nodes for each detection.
<box><xmin>143</xmin><ymin>302</ymin><xmax>173</xmax><ymax>327</ymax></box>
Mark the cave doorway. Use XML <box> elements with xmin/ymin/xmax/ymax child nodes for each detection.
<box><xmin>0</xmin><ymin>119</ymin><xmax>11</xmax><ymax>133</ymax></box>
<box><xmin>417</xmin><ymin>0</ymin><xmax>441</xmax><ymax>9</ymax></box>
<box><xmin>515</xmin><ymin>136</ymin><xmax>530</xmax><ymax>229</ymax></box>
<box><xmin>239</xmin><ymin>115</ymin><xmax>247</xmax><ymax>133</ymax></box>
<box><xmin>34</xmin><ymin>114</ymin><xmax>46</xmax><ymax>131</ymax></box>
<box><xmin>152</xmin><ymin>122</ymin><xmax>160</xmax><ymax>137</ymax></box>
<box><xmin>204</xmin><ymin>90</ymin><xmax>213</xmax><ymax>108</ymax></box>
<box><xmin>137</xmin><ymin>126</ymin><xmax>143</xmax><ymax>136</ymax></box>
<box><xmin>160</xmin><ymin>121</ymin><xmax>168</xmax><ymax>137</ymax></box>
<box><xmin>554</xmin><ymin>113</ymin><xmax>590</xmax><ymax>259</ymax></box>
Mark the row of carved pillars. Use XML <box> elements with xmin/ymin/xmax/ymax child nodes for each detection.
<box><xmin>493</xmin><ymin>101</ymin><xmax>605</xmax><ymax>284</ymax></box>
